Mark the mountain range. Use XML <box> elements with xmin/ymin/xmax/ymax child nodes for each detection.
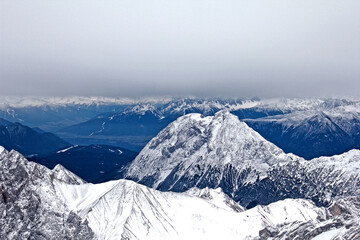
<box><xmin>56</xmin><ymin>98</ymin><xmax>360</xmax><ymax>158</ymax></box>
<box><xmin>1</xmin><ymin>98</ymin><xmax>360</xmax><ymax>239</ymax></box>
<box><xmin>245</xmin><ymin>110</ymin><xmax>360</xmax><ymax>159</ymax></box>
<box><xmin>1</xmin><ymin>97</ymin><xmax>359</xmax><ymax>158</ymax></box>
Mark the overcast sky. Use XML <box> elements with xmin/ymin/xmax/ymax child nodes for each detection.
<box><xmin>1</xmin><ymin>0</ymin><xmax>359</xmax><ymax>98</ymax></box>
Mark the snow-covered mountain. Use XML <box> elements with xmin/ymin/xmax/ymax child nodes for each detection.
<box><xmin>1</xmin><ymin>145</ymin><xmax>360</xmax><ymax>239</ymax></box>
<box><xmin>122</xmin><ymin>111</ymin><xmax>360</xmax><ymax>208</ymax></box>
<box><xmin>56</xmin><ymin>98</ymin><xmax>255</xmax><ymax>150</ymax></box>
<box><xmin>124</xmin><ymin>110</ymin><xmax>291</xmax><ymax>186</ymax></box>
<box><xmin>2</xmin><ymin>96</ymin><xmax>358</xmax><ymax>155</ymax></box>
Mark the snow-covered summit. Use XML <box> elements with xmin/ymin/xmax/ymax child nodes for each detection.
<box><xmin>124</xmin><ymin>111</ymin><xmax>292</xmax><ymax>188</ymax></box>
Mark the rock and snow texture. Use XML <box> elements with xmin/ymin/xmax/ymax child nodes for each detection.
<box><xmin>54</xmin><ymin>178</ymin><xmax>360</xmax><ymax>240</ymax></box>
<box><xmin>123</xmin><ymin>111</ymin><xmax>360</xmax><ymax>208</ymax></box>
<box><xmin>0</xmin><ymin>146</ymin><xmax>94</xmax><ymax>239</ymax></box>
<box><xmin>1</xmin><ymin>145</ymin><xmax>360</xmax><ymax>239</ymax></box>
<box><xmin>54</xmin><ymin>179</ymin><xmax>329</xmax><ymax>240</ymax></box>
<box><xmin>124</xmin><ymin>110</ymin><xmax>292</xmax><ymax>186</ymax></box>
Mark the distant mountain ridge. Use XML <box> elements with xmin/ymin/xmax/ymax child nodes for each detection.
<box><xmin>0</xmin><ymin>96</ymin><xmax>172</xmax><ymax>109</ymax></box>
<box><xmin>0</xmin><ymin>96</ymin><xmax>171</xmax><ymax>131</ymax></box>
<box><xmin>0</xmin><ymin>118</ymin><xmax>70</xmax><ymax>155</ymax></box>
<box><xmin>1</xmin><ymin>97</ymin><xmax>359</xmax><ymax>157</ymax></box>
<box><xmin>57</xmin><ymin>98</ymin><xmax>360</xmax><ymax>156</ymax></box>
<box><xmin>245</xmin><ymin>110</ymin><xmax>360</xmax><ymax>159</ymax></box>
<box><xmin>29</xmin><ymin>144</ymin><xmax>138</xmax><ymax>183</ymax></box>
<box><xmin>0</xmin><ymin>118</ymin><xmax>138</xmax><ymax>182</ymax></box>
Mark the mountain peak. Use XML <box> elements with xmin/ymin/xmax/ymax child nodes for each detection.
<box><xmin>124</xmin><ymin>111</ymin><xmax>290</xmax><ymax>189</ymax></box>
<box><xmin>214</xmin><ymin>109</ymin><xmax>231</xmax><ymax>118</ymax></box>
<box><xmin>52</xmin><ymin>164</ymin><xmax>86</xmax><ymax>184</ymax></box>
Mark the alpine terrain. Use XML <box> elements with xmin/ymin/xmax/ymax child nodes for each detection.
<box><xmin>1</xmin><ymin>146</ymin><xmax>360</xmax><ymax>239</ymax></box>
<box><xmin>123</xmin><ymin>111</ymin><xmax>360</xmax><ymax>208</ymax></box>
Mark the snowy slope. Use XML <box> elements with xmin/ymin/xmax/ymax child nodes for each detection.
<box><xmin>55</xmin><ymin>179</ymin><xmax>328</xmax><ymax>240</ymax></box>
<box><xmin>55</xmin><ymin>178</ymin><xmax>360</xmax><ymax>240</ymax></box>
<box><xmin>123</xmin><ymin>111</ymin><xmax>360</xmax><ymax>207</ymax></box>
<box><xmin>1</xmin><ymin>145</ymin><xmax>360</xmax><ymax>239</ymax></box>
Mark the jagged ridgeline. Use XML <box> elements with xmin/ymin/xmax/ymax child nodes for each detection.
<box><xmin>1</xmin><ymin>146</ymin><xmax>360</xmax><ymax>239</ymax></box>
<box><xmin>0</xmin><ymin>146</ymin><xmax>95</xmax><ymax>239</ymax></box>
<box><xmin>122</xmin><ymin>111</ymin><xmax>360</xmax><ymax>208</ymax></box>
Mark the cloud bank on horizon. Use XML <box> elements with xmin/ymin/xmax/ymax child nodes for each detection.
<box><xmin>0</xmin><ymin>0</ymin><xmax>359</xmax><ymax>98</ymax></box>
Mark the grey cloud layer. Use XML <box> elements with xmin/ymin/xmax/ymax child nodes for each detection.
<box><xmin>1</xmin><ymin>0</ymin><xmax>359</xmax><ymax>97</ymax></box>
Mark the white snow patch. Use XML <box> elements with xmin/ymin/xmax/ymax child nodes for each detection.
<box><xmin>311</xmin><ymin>228</ymin><xmax>343</xmax><ymax>240</ymax></box>
<box><xmin>57</xmin><ymin>145</ymin><xmax>78</xmax><ymax>153</ymax></box>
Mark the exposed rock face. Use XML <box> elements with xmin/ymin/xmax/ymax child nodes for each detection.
<box><xmin>0</xmin><ymin>146</ymin><xmax>95</xmax><ymax>239</ymax></box>
<box><xmin>123</xmin><ymin>111</ymin><xmax>360</xmax><ymax>208</ymax></box>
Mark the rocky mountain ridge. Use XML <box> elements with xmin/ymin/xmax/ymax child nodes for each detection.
<box><xmin>1</xmin><ymin>146</ymin><xmax>359</xmax><ymax>239</ymax></box>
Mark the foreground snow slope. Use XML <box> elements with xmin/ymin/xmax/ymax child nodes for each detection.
<box><xmin>55</xmin><ymin>179</ymin><xmax>327</xmax><ymax>240</ymax></box>
<box><xmin>55</xmin><ymin>178</ymin><xmax>360</xmax><ymax>240</ymax></box>
<box><xmin>1</xmin><ymin>145</ymin><xmax>359</xmax><ymax>239</ymax></box>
